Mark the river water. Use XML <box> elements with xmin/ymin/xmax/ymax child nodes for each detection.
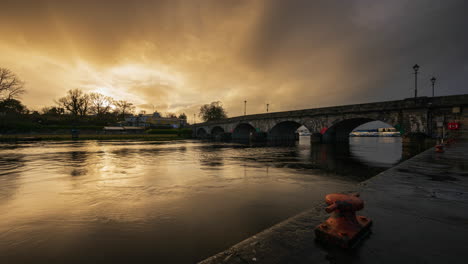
<box><xmin>0</xmin><ymin>137</ymin><xmax>405</xmax><ymax>263</ymax></box>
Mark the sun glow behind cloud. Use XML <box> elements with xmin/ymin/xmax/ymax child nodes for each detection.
<box><xmin>0</xmin><ymin>0</ymin><xmax>467</xmax><ymax>117</ymax></box>
<box><xmin>0</xmin><ymin>42</ymin><xmax>187</xmax><ymax>112</ymax></box>
<box><xmin>74</xmin><ymin>62</ymin><xmax>185</xmax><ymax>109</ymax></box>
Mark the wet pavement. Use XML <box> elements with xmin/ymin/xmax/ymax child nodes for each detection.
<box><xmin>199</xmin><ymin>140</ymin><xmax>468</xmax><ymax>264</ymax></box>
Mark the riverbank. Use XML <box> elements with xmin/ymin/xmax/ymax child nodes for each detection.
<box><xmin>199</xmin><ymin>140</ymin><xmax>468</xmax><ymax>264</ymax></box>
<box><xmin>0</xmin><ymin>134</ymin><xmax>187</xmax><ymax>141</ymax></box>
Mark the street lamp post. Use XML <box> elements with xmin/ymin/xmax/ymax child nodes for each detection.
<box><xmin>266</xmin><ymin>103</ymin><xmax>269</xmax><ymax>113</ymax></box>
<box><xmin>413</xmin><ymin>64</ymin><xmax>420</xmax><ymax>98</ymax></box>
<box><xmin>431</xmin><ymin>77</ymin><xmax>437</xmax><ymax>97</ymax></box>
<box><xmin>244</xmin><ymin>100</ymin><xmax>247</xmax><ymax>116</ymax></box>
<box><xmin>193</xmin><ymin>113</ymin><xmax>196</xmax><ymax>124</ymax></box>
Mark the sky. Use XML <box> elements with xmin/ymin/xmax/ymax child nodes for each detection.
<box><xmin>1</xmin><ymin>0</ymin><xmax>467</xmax><ymax>120</ymax></box>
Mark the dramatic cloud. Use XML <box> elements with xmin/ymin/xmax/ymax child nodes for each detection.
<box><xmin>0</xmin><ymin>0</ymin><xmax>467</xmax><ymax>118</ymax></box>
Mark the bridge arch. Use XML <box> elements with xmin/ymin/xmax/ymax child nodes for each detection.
<box><xmin>323</xmin><ymin>118</ymin><xmax>398</xmax><ymax>142</ymax></box>
<box><xmin>268</xmin><ymin>121</ymin><xmax>303</xmax><ymax>142</ymax></box>
<box><xmin>232</xmin><ymin>123</ymin><xmax>256</xmax><ymax>141</ymax></box>
<box><xmin>196</xmin><ymin>127</ymin><xmax>208</xmax><ymax>138</ymax></box>
<box><xmin>211</xmin><ymin>126</ymin><xmax>225</xmax><ymax>140</ymax></box>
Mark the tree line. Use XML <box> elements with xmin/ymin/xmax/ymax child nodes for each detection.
<box><xmin>1</xmin><ymin>67</ymin><xmax>227</xmax><ymax>132</ymax></box>
<box><xmin>0</xmin><ymin>67</ymin><xmax>191</xmax><ymax>132</ymax></box>
<box><xmin>52</xmin><ymin>88</ymin><xmax>136</xmax><ymax>120</ymax></box>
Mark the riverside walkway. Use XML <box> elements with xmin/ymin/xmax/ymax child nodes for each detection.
<box><xmin>199</xmin><ymin>140</ymin><xmax>468</xmax><ymax>264</ymax></box>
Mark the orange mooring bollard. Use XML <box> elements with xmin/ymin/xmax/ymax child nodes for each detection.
<box><xmin>435</xmin><ymin>144</ymin><xmax>444</xmax><ymax>153</ymax></box>
<box><xmin>315</xmin><ymin>193</ymin><xmax>372</xmax><ymax>248</ymax></box>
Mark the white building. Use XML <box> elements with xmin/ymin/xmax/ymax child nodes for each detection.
<box><xmin>125</xmin><ymin>112</ymin><xmax>187</xmax><ymax>128</ymax></box>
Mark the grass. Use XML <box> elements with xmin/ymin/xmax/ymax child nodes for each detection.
<box><xmin>0</xmin><ymin>133</ymin><xmax>188</xmax><ymax>142</ymax></box>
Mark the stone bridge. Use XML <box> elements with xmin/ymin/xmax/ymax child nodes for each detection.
<box><xmin>192</xmin><ymin>95</ymin><xmax>468</xmax><ymax>143</ymax></box>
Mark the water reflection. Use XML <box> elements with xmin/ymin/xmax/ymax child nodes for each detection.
<box><xmin>0</xmin><ymin>153</ymin><xmax>25</xmax><ymax>201</ymax></box>
<box><xmin>0</xmin><ymin>137</ymin><xmax>407</xmax><ymax>263</ymax></box>
<box><xmin>210</xmin><ymin>137</ymin><xmax>403</xmax><ymax>181</ymax></box>
<box><xmin>199</xmin><ymin>154</ymin><xmax>225</xmax><ymax>169</ymax></box>
<box><xmin>349</xmin><ymin>137</ymin><xmax>402</xmax><ymax>167</ymax></box>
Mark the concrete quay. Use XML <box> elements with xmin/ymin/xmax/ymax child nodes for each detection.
<box><xmin>199</xmin><ymin>140</ymin><xmax>468</xmax><ymax>264</ymax></box>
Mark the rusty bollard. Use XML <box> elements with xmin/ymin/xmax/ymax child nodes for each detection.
<box><xmin>435</xmin><ymin>144</ymin><xmax>444</xmax><ymax>153</ymax></box>
<box><xmin>315</xmin><ymin>193</ymin><xmax>372</xmax><ymax>248</ymax></box>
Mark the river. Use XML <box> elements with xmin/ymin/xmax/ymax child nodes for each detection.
<box><xmin>0</xmin><ymin>137</ymin><xmax>406</xmax><ymax>263</ymax></box>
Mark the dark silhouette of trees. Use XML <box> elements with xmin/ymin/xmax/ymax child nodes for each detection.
<box><xmin>56</xmin><ymin>89</ymin><xmax>90</xmax><ymax>117</ymax></box>
<box><xmin>114</xmin><ymin>100</ymin><xmax>135</xmax><ymax>119</ymax></box>
<box><xmin>199</xmin><ymin>101</ymin><xmax>227</xmax><ymax>122</ymax></box>
<box><xmin>0</xmin><ymin>70</ymin><xmax>197</xmax><ymax>131</ymax></box>
<box><xmin>89</xmin><ymin>92</ymin><xmax>112</xmax><ymax>116</ymax></box>
<box><xmin>166</xmin><ymin>113</ymin><xmax>177</xmax><ymax>118</ymax></box>
<box><xmin>42</xmin><ymin>106</ymin><xmax>65</xmax><ymax>116</ymax></box>
<box><xmin>0</xmin><ymin>68</ymin><xmax>26</xmax><ymax>100</ymax></box>
<box><xmin>178</xmin><ymin>113</ymin><xmax>187</xmax><ymax>120</ymax></box>
<box><xmin>0</xmin><ymin>98</ymin><xmax>27</xmax><ymax>114</ymax></box>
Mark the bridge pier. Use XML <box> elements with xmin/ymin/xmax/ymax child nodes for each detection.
<box><xmin>251</xmin><ymin>132</ymin><xmax>268</xmax><ymax>143</ymax></box>
<box><xmin>322</xmin><ymin>133</ymin><xmax>350</xmax><ymax>143</ymax></box>
<box><xmin>402</xmin><ymin>133</ymin><xmax>435</xmax><ymax>159</ymax></box>
<box><xmin>310</xmin><ymin>133</ymin><xmax>322</xmax><ymax>143</ymax></box>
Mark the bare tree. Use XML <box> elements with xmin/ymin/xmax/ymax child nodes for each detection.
<box><xmin>114</xmin><ymin>100</ymin><xmax>135</xmax><ymax>119</ymax></box>
<box><xmin>0</xmin><ymin>68</ymin><xmax>26</xmax><ymax>100</ymax></box>
<box><xmin>56</xmin><ymin>89</ymin><xmax>90</xmax><ymax>117</ymax></box>
<box><xmin>89</xmin><ymin>92</ymin><xmax>113</xmax><ymax>116</ymax></box>
<box><xmin>79</xmin><ymin>93</ymin><xmax>89</xmax><ymax>117</ymax></box>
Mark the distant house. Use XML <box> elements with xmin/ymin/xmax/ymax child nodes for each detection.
<box><xmin>124</xmin><ymin>112</ymin><xmax>187</xmax><ymax>128</ymax></box>
<box><xmin>350</xmin><ymin>127</ymin><xmax>400</xmax><ymax>137</ymax></box>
